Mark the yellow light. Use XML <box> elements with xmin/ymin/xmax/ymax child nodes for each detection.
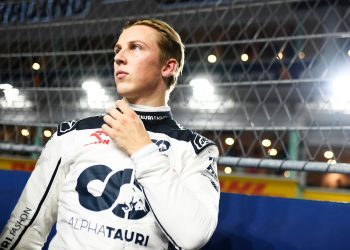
<box><xmin>21</xmin><ymin>129</ymin><xmax>30</xmax><ymax>137</ymax></box>
<box><xmin>224</xmin><ymin>167</ymin><xmax>232</xmax><ymax>174</ymax></box>
<box><xmin>262</xmin><ymin>139</ymin><xmax>271</xmax><ymax>147</ymax></box>
<box><xmin>225</xmin><ymin>137</ymin><xmax>234</xmax><ymax>146</ymax></box>
<box><xmin>327</xmin><ymin>159</ymin><xmax>337</xmax><ymax>164</ymax></box>
<box><xmin>298</xmin><ymin>51</ymin><xmax>305</xmax><ymax>60</ymax></box>
<box><xmin>284</xmin><ymin>171</ymin><xmax>290</xmax><ymax>178</ymax></box>
<box><xmin>207</xmin><ymin>54</ymin><xmax>217</xmax><ymax>63</ymax></box>
<box><xmin>32</xmin><ymin>62</ymin><xmax>40</xmax><ymax>70</ymax></box>
<box><xmin>277</xmin><ymin>52</ymin><xmax>283</xmax><ymax>60</ymax></box>
<box><xmin>324</xmin><ymin>150</ymin><xmax>334</xmax><ymax>159</ymax></box>
<box><xmin>241</xmin><ymin>53</ymin><xmax>249</xmax><ymax>62</ymax></box>
<box><xmin>268</xmin><ymin>148</ymin><xmax>278</xmax><ymax>156</ymax></box>
<box><xmin>43</xmin><ymin>130</ymin><xmax>52</xmax><ymax>138</ymax></box>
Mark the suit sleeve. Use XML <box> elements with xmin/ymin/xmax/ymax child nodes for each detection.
<box><xmin>132</xmin><ymin>142</ymin><xmax>220</xmax><ymax>250</ymax></box>
<box><xmin>0</xmin><ymin>133</ymin><xmax>64</xmax><ymax>250</ymax></box>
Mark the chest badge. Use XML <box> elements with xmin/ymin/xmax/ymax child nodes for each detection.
<box><xmin>84</xmin><ymin>130</ymin><xmax>110</xmax><ymax>146</ymax></box>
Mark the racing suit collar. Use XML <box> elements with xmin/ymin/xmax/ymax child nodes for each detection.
<box><xmin>129</xmin><ymin>103</ymin><xmax>170</xmax><ymax>112</ymax></box>
<box><xmin>129</xmin><ymin>104</ymin><xmax>173</xmax><ymax>124</ymax></box>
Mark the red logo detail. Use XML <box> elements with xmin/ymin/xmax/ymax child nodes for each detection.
<box><xmin>84</xmin><ymin>130</ymin><xmax>110</xmax><ymax>146</ymax></box>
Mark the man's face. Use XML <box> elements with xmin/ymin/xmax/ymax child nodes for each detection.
<box><xmin>114</xmin><ymin>25</ymin><xmax>166</xmax><ymax>104</ymax></box>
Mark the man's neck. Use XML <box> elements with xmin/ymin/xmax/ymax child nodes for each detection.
<box><xmin>123</xmin><ymin>95</ymin><xmax>167</xmax><ymax>107</ymax></box>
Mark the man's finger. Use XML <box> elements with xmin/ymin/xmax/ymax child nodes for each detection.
<box><xmin>107</xmin><ymin>108</ymin><xmax>127</xmax><ymax>126</ymax></box>
<box><xmin>101</xmin><ymin>123</ymin><xmax>114</xmax><ymax>136</ymax></box>
<box><xmin>106</xmin><ymin>106</ymin><xmax>121</xmax><ymax>119</ymax></box>
<box><xmin>103</xmin><ymin>114</ymin><xmax>121</xmax><ymax>129</ymax></box>
<box><xmin>103</xmin><ymin>114</ymin><xmax>113</xmax><ymax>126</ymax></box>
<box><xmin>116</xmin><ymin>99</ymin><xmax>134</xmax><ymax>116</ymax></box>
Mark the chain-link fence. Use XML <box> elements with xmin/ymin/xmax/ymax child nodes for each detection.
<box><xmin>1</xmin><ymin>1</ymin><xmax>350</xmax><ymax>185</ymax></box>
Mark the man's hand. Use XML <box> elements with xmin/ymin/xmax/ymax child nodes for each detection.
<box><xmin>102</xmin><ymin>100</ymin><xmax>152</xmax><ymax>156</ymax></box>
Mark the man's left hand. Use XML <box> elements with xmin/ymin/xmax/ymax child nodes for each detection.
<box><xmin>102</xmin><ymin>99</ymin><xmax>152</xmax><ymax>156</ymax></box>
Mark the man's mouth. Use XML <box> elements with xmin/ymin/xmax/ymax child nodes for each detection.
<box><xmin>116</xmin><ymin>70</ymin><xmax>128</xmax><ymax>79</ymax></box>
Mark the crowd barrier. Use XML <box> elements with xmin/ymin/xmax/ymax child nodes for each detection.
<box><xmin>1</xmin><ymin>170</ymin><xmax>349</xmax><ymax>250</ymax></box>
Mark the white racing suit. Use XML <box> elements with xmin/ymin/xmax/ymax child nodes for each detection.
<box><xmin>0</xmin><ymin>105</ymin><xmax>220</xmax><ymax>250</ymax></box>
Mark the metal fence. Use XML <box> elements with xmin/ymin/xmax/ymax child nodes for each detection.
<box><xmin>1</xmin><ymin>0</ymin><xmax>350</xmax><ymax>179</ymax></box>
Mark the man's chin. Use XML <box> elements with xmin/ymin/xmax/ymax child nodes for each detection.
<box><xmin>116</xmin><ymin>89</ymin><xmax>136</xmax><ymax>100</ymax></box>
<box><xmin>116</xmin><ymin>85</ymin><xmax>131</xmax><ymax>96</ymax></box>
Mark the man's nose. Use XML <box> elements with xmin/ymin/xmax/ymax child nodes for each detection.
<box><xmin>114</xmin><ymin>51</ymin><xmax>126</xmax><ymax>65</ymax></box>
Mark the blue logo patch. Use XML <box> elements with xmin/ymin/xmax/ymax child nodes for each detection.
<box><xmin>152</xmin><ymin>139</ymin><xmax>171</xmax><ymax>152</ymax></box>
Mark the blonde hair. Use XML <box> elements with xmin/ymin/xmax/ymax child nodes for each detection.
<box><xmin>122</xmin><ymin>18</ymin><xmax>185</xmax><ymax>91</ymax></box>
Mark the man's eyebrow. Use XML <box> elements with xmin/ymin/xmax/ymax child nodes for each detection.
<box><xmin>129</xmin><ymin>40</ymin><xmax>148</xmax><ymax>46</ymax></box>
<box><xmin>114</xmin><ymin>40</ymin><xmax>149</xmax><ymax>50</ymax></box>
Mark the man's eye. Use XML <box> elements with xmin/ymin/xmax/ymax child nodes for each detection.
<box><xmin>132</xmin><ymin>45</ymin><xmax>141</xmax><ymax>51</ymax></box>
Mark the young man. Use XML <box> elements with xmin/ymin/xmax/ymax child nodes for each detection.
<box><xmin>0</xmin><ymin>19</ymin><xmax>220</xmax><ymax>249</ymax></box>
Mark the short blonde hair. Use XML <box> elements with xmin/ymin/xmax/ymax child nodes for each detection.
<box><xmin>122</xmin><ymin>18</ymin><xmax>185</xmax><ymax>91</ymax></box>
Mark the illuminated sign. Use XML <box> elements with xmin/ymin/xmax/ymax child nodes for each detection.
<box><xmin>219</xmin><ymin>174</ymin><xmax>298</xmax><ymax>198</ymax></box>
<box><xmin>0</xmin><ymin>0</ymin><xmax>92</xmax><ymax>26</ymax></box>
<box><xmin>304</xmin><ymin>189</ymin><xmax>350</xmax><ymax>203</ymax></box>
<box><xmin>0</xmin><ymin>157</ymin><xmax>35</xmax><ymax>172</ymax></box>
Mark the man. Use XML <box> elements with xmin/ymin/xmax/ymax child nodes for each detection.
<box><xmin>0</xmin><ymin>18</ymin><xmax>220</xmax><ymax>249</ymax></box>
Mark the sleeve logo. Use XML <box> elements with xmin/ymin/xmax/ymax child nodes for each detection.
<box><xmin>201</xmin><ymin>157</ymin><xmax>219</xmax><ymax>192</ymax></box>
<box><xmin>58</xmin><ymin>120</ymin><xmax>78</xmax><ymax>136</ymax></box>
<box><xmin>192</xmin><ymin>134</ymin><xmax>214</xmax><ymax>154</ymax></box>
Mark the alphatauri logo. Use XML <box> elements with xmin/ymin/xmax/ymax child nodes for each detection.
<box><xmin>193</xmin><ymin>134</ymin><xmax>211</xmax><ymax>150</ymax></box>
<box><xmin>75</xmin><ymin>166</ymin><xmax>149</xmax><ymax>220</ymax></box>
<box><xmin>191</xmin><ymin>133</ymin><xmax>214</xmax><ymax>154</ymax></box>
<box><xmin>152</xmin><ymin>139</ymin><xmax>171</xmax><ymax>152</ymax></box>
<box><xmin>58</xmin><ymin>120</ymin><xmax>78</xmax><ymax>135</ymax></box>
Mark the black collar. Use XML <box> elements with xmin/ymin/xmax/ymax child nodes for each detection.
<box><xmin>135</xmin><ymin>110</ymin><xmax>173</xmax><ymax>125</ymax></box>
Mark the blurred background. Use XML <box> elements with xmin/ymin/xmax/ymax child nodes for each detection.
<box><xmin>1</xmin><ymin>0</ymin><xmax>350</xmax><ymax>201</ymax></box>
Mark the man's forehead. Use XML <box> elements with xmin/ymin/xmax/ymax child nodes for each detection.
<box><xmin>116</xmin><ymin>25</ymin><xmax>159</xmax><ymax>45</ymax></box>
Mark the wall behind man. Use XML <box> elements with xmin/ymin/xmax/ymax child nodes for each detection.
<box><xmin>1</xmin><ymin>170</ymin><xmax>350</xmax><ymax>250</ymax></box>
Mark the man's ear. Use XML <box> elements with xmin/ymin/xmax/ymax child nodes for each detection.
<box><xmin>161</xmin><ymin>58</ymin><xmax>178</xmax><ymax>78</ymax></box>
